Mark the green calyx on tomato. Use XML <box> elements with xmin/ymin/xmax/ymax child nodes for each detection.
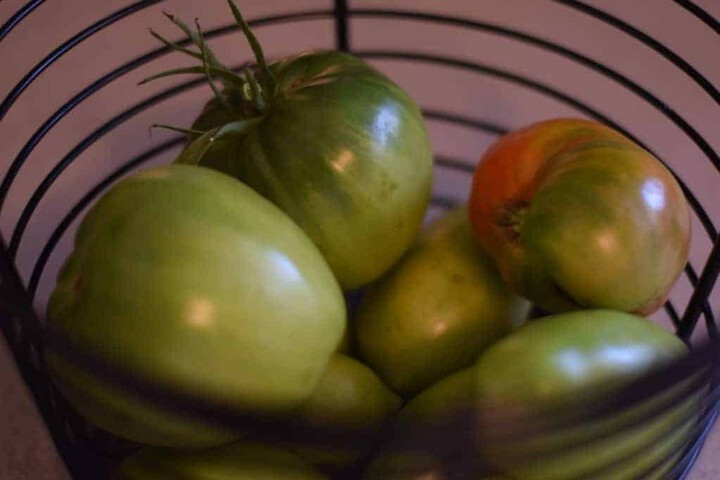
<box><xmin>355</xmin><ymin>207</ymin><xmax>529</xmax><ymax>397</ymax></box>
<box><xmin>115</xmin><ymin>441</ymin><xmax>328</xmax><ymax>479</ymax></box>
<box><xmin>143</xmin><ymin>1</ymin><xmax>434</xmax><ymax>289</ymax></box>
<box><xmin>468</xmin><ymin>118</ymin><xmax>691</xmax><ymax>314</ymax></box>
<box><xmin>46</xmin><ymin>165</ymin><xmax>346</xmax><ymax>448</ymax></box>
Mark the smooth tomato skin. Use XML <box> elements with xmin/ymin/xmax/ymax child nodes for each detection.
<box><xmin>367</xmin><ymin>311</ymin><xmax>693</xmax><ymax>480</ymax></box>
<box><xmin>46</xmin><ymin>165</ymin><xmax>346</xmax><ymax>447</ymax></box>
<box><xmin>355</xmin><ymin>207</ymin><xmax>529</xmax><ymax>397</ymax></box>
<box><xmin>475</xmin><ymin>310</ymin><xmax>693</xmax><ymax>480</ymax></box>
<box><xmin>468</xmin><ymin>118</ymin><xmax>690</xmax><ymax>314</ymax></box>
<box><xmin>277</xmin><ymin>354</ymin><xmax>402</xmax><ymax>475</ymax></box>
<box><xmin>180</xmin><ymin>50</ymin><xmax>434</xmax><ymax>289</ymax></box>
<box><xmin>114</xmin><ymin>441</ymin><xmax>327</xmax><ymax>479</ymax></box>
<box><xmin>365</xmin><ymin>367</ymin><xmax>508</xmax><ymax>480</ymax></box>
<box><xmin>363</xmin><ymin>367</ymin><xmax>477</xmax><ymax>480</ymax></box>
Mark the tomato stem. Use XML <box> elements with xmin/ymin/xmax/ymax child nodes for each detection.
<box><xmin>175</xmin><ymin>118</ymin><xmax>264</xmax><ymax>166</ymax></box>
<box><xmin>142</xmin><ymin>5</ymin><xmax>274</xmax><ymax>140</ymax></box>
<box><xmin>142</xmin><ymin>21</ymin><xmax>241</xmax><ymax>93</ymax></box>
<box><xmin>227</xmin><ymin>0</ymin><xmax>277</xmax><ymax>98</ymax></box>
<box><xmin>243</xmin><ymin>66</ymin><xmax>266</xmax><ymax>111</ymax></box>
<box><xmin>149</xmin><ymin>28</ymin><xmax>203</xmax><ymax>61</ymax></box>
<box><xmin>195</xmin><ymin>19</ymin><xmax>234</xmax><ymax>114</ymax></box>
<box><xmin>151</xmin><ymin>124</ymin><xmax>209</xmax><ymax>137</ymax></box>
<box><xmin>145</xmin><ymin>9</ymin><xmax>270</xmax><ymax>116</ymax></box>
<box><xmin>162</xmin><ymin>12</ymin><xmax>223</xmax><ymax>70</ymax></box>
<box><xmin>138</xmin><ymin>66</ymin><xmax>241</xmax><ymax>87</ymax></box>
<box><xmin>496</xmin><ymin>201</ymin><xmax>529</xmax><ymax>241</ymax></box>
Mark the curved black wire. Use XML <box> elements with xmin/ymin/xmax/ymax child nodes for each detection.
<box><xmin>10</xmin><ymin>49</ymin><xmax>715</xmax><ymax>266</ymax></box>
<box><xmin>0</xmin><ymin>9</ymin><xmax>333</xmax><ymax>211</ymax></box>
<box><xmin>4</xmin><ymin>12</ymin><xmax>717</xmax><ymax>262</ymax></box>
<box><xmin>434</xmin><ymin>155</ymin><xmax>476</xmax><ymax>174</ymax></box>
<box><xmin>0</xmin><ymin>0</ymin><xmax>46</xmax><ymax>43</ymax></box>
<box><xmin>550</xmin><ymin>0</ymin><xmax>720</xmax><ymax>353</ymax></box>
<box><xmin>3</xmin><ymin>10</ymin><xmax>717</xmax><ymax>246</ymax></box>
<box><xmin>28</xmin><ymin>139</ymin><xmax>683</xmax><ymax>329</ymax></box>
<box><xmin>430</xmin><ymin>155</ymin><xmax>684</xmax><ymax>326</ymax></box>
<box><xmin>3</xmin><ymin>0</ymin><xmax>716</xmax><ymax>424</ymax></box>
<box><xmin>10</xmin><ymin>50</ymin><xmax>701</xmax><ymax>328</ymax></box>
<box><xmin>680</xmin><ymin>237</ymin><xmax>720</xmax><ymax>341</ymax></box>
<box><xmin>665</xmin><ymin>298</ymin><xmax>682</xmax><ymax>330</ymax></box>
<box><xmin>423</xmin><ymin>109</ymin><xmax>508</xmax><ymax>136</ymax></box>
<box><xmin>671</xmin><ymin>408</ymin><xmax>719</xmax><ymax>480</ymax></box>
<box><xmin>26</xmin><ymin>121</ymin><xmax>494</xmax><ymax>300</ymax></box>
<box><xmin>24</xmin><ymin>142</ymin><xmax>466</xmax><ymax>301</ymax></box>
<box><xmin>350</xmin><ymin>9</ymin><xmax>720</xmax><ymax>177</ymax></box>
<box><xmin>681</xmin><ymin>263</ymin><xmax>716</xmax><ymax>337</ymax></box>
<box><xmin>7</xmin><ymin>75</ymin><xmax>211</xmax><ymax>259</ymax></box>
<box><xmin>2</xmin><ymin>4</ymin><xmax>714</xmax><ymax>304</ymax></box>
<box><xmin>334</xmin><ymin>0</ymin><xmax>350</xmax><ymax>51</ymax></box>
<box><xmin>675</xmin><ymin>0</ymin><xmax>720</xmax><ymax>35</ymax></box>
<box><xmin>556</xmin><ymin>0</ymin><xmax>719</xmax><ymax>107</ymax></box>
<box><xmin>1</xmin><ymin>4</ymin><xmax>716</xmax><ymax>480</ymax></box>
<box><xmin>367</xmin><ymin>51</ymin><xmax>705</xmax><ymax>328</ymax></box>
<box><xmin>430</xmin><ymin>195</ymin><xmax>459</xmax><ymax>210</ymax></box>
<box><xmin>681</xmin><ymin>261</ymin><xmax>719</xmax><ymax>342</ymax></box>
<box><xmin>40</xmin><ymin>303</ymin><xmax>719</xmax><ymax>480</ymax></box>
<box><xmin>2</xmin><ymin>34</ymin><xmax>707</xmax><ymax>342</ymax></box>
<box><xmin>10</xmin><ymin>46</ymin><xmax>708</xmax><ymax>257</ymax></box>
<box><xmin>0</xmin><ymin>0</ymin><xmax>162</xmax><ymax>124</ymax></box>
<box><xmin>27</xmin><ymin>137</ymin><xmax>185</xmax><ymax>298</ymax></box>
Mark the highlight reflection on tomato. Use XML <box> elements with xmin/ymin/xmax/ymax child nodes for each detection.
<box><xmin>46</xmin><ymin>165</ymin><xmax>346</xmax><ymax>448</ymax></box>
<box><xmin>366</xmin><ymin>310</ymin><xmax>693</xmax><ymax>480</ymax></box>
<box><xmin>356</xmin><ymin>208</ymin><xmax>529</xmax><ymax>397</ymax></box>
<box><xmin>468</xmin><ymin>118</ymin><xmax>690</xmax><ymax>314</ymax></box>
<box><xmin>150</xmin><ymin>4</ymin><xmax>434</xmax><ymax>290</ymax></box>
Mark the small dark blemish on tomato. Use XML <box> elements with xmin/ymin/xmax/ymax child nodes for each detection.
<box><xmin>74</xmin><ymin>275</ymin><xmax>84</xmax><ymax>293</ymax></box>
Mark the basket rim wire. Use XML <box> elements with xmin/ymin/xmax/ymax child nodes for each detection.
<box><xmin>674</xmin><ymin>0</ymin><xmax>720</xmax><ymax>34</ymax></box>
<box><xmin>0</xmin><ymin>1</ymin><xmax>719</xmax><ymax>479</ymax></box>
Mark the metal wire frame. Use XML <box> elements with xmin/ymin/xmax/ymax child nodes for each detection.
<box><xmin>0</xmin><ymin>64</ymin><xmax>685</xmax><ymax>329</ymax></box>
<box><xmin>1</xmin><ymin>10</ymin><xmax>717</xmax><ymax>334</ymax></box>
<box><xmin>21</xmin><ymin>304</ymin><xmax>720</xmax><ymax>480</ymax></box>
<box><xmin>0</xmin><ymin>0</ymin><xmax>718</xmax><ymax>479</ymax></box>
<box><xmin>2</xmin><ymin>7</ymin><xmax>719</xmax><ymax>240</ymax></box>
<box><xmin>558</xmin><ymin>0</ymin><xmax>719</xmax><ymax>108</ymax></box>
<box><xmin>675</xmin><ymin>0</ymin><xmax>720</xmax><ymax>34</ymax></box>
<box><xmin>0</xmin><ymin>0</ymin><xmax>46</xmax><ymax>43</ymax></box>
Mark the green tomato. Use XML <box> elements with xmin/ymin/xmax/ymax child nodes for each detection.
<box><xmin>364</xmin><ymin>367</ymin><xmax>481</xmax><ymax>480</ymax></box>
<box><xmin>475</xmin><ymin>310</ymin><xmax>694</xmax><ymax>480</ymax></box>
<box><xmin>161</xmin><ymin>7</ymin><xmax>433</xmax><ymax>290</ymax></box>
<box><xmin>355</xmin><ymin>207</ymin><xmax>529</xmax><ymax>397</ymax></box>
<box><xmin>115</xmin><ymin>441</ymin><xmax>327</xmax><ymax>479</ymax></box>
<box><xmin>468</xmin><ymin>119</ymin><xmax>690</xmax><ymax>315</ymax></box>
<box><xmin>46</xmin><ymin>165</ymin><xmax>346</xmax><ymax>448</ymax></box>
<box><xmin>367</xmin><ymin>311</ymin><xmax>694</xmax><ymax>480</ymax></box>
<box><xmin>277</xmin><ymin>354</ymin><xmax>402</xmax><ymax>476</ymax></box>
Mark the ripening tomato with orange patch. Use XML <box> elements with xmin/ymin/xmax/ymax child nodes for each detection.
<box><xmin>467</xmin><ymin>118</ymin><xmax>690</xmax><ymax>314</ymax></box>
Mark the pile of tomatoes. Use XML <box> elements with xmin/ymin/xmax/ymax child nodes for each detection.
<box><xmin>44</xmin><ymin>2</ymin><xmax>693</xmax><ymax>479</ymax></box>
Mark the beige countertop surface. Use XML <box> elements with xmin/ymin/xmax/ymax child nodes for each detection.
<box><xmin>1</xmin><ymin>336</ymin><xmax>718</xmax><ymax>480</ymax></box>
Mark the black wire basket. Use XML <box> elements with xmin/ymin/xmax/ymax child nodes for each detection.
<box><xmin>1</xmin><ymin>1</ymin><xmax>719</xmax><ymax>479</ymax></box>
